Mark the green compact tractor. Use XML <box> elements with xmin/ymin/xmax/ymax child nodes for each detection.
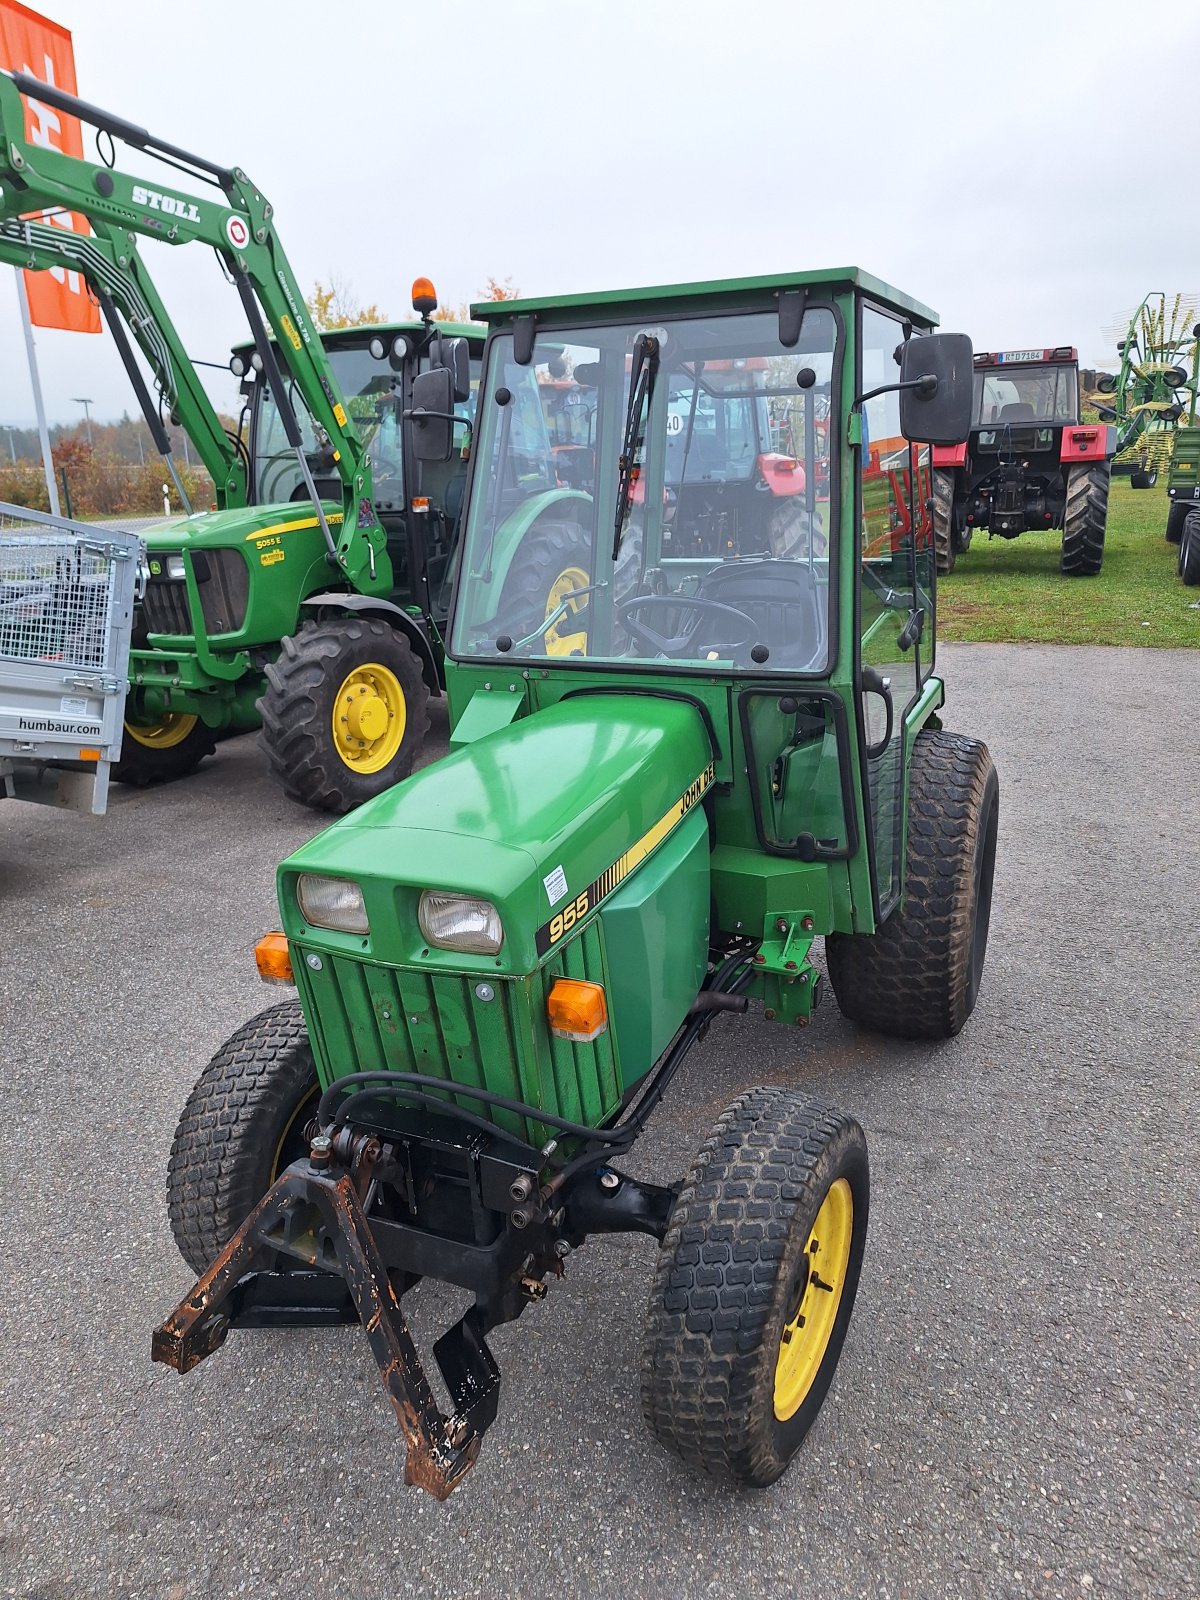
<box><xmin>153</xmin><ymin>271</ymin><xmax>998</xmax><ymax>1497</ymax></box>
<box><xmin>0</xmin><ymin>71</ymin><xmax>480</xmax><ymax>811</ymax></box>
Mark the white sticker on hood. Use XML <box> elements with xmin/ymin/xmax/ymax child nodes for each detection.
<box><xmin>543</xmin><ymin>865</ymin><xmax>569</xmax><ymax>906</ymax></box>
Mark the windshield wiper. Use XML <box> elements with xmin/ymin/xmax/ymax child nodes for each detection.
<box><xmin>612</xmin><ymin>332</ymin><xmax>660</xmax><ymax>560</ymax></box>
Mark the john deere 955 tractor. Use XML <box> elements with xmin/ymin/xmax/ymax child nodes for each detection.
<box><xmin>154</xmin><ymin>271</ymin><xmax>998</xmax><ymax>1498</ymax></box>
<box><xmin>0</xmin><ymin>70</ymin><xmax>479</xmax><ymax>810</ymax></box>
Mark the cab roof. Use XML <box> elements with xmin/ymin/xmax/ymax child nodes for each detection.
<box><xmin>231</xmin><ymin>318</ymin><xmax>486</xmax><ymax>357</ymax></box>
<box><xmin>470</xmin><ymin>268</ymin><xmax>938</xmax><ymax>329</ymax></box>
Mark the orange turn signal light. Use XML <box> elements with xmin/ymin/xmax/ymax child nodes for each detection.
<box><xmin>412</xmin><ymin>276</ymin><xmax>438</xmax><ymax>316</ymax></box>
<box><xmin>547</xmin><ymin>979</ymin><xmax>608</xmax><ymax>1043</ymax></box>
<box><xmin>255</xmin><ymin>931</ymin><xmax>294</xmax><ymax>986</ymax></box>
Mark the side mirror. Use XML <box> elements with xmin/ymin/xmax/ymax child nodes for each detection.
<box><xmin>899</xmin><ymin>333</ymin><xmax>974</xmax><ymax>445</ymax></box>
<box><xmin>441</xmin><ymin>337</ymin><xmax>472</xmax><ymax>404</ymax></box>
<box><xmin>409</xmin><ymin>367</ymin><xmax>455</xmax><ymax>461</ymax></box>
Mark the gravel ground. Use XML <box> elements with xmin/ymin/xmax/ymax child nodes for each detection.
<box><xmin>1</xmin><ymin>642</ymin><xmax>1196</xmax><ymax>1600</ymax></box>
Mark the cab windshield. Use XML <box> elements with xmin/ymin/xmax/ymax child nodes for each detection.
<box><xmin>451</xmin><ymin>307</ymin><xmax>838</xmax><ymax>673</ymax></box>
<box><xmin>253</xmin><ymin>347</ymin><xmax>400</xmax><ymax>505</ymax></box>
<box><xmin>972</xmin><ymin>364</ymin><xmax>1077</xmax><ymax>428</ymax></box>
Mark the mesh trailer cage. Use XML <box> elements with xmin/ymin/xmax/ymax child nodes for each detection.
<box><xmin>0</xmin><ymin>501</ymin><xmax>144</xmax><ymax>814</ymax></box>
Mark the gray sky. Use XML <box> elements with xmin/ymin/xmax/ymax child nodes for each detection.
<box><xmin>2</xmin><ymin>0</ymin><xmax>1197</xmax><ymax>426</ymax></box>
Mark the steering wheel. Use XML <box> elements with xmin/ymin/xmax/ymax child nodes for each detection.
<box><xmin>617</xmin><ymin>593</ymin><xmax>759</xmax><ymax>658</ymax></box>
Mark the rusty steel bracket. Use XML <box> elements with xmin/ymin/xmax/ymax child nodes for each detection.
<box><xmin>151</xmin><ymin>1161</ymin><xmax>489</xmax><ymax>1500</ymax></box>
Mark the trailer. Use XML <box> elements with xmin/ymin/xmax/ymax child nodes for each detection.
<box><xmin>0</xmin><ymin>501</ymin><xmax>141</xmax><ymax>814</ymax></box>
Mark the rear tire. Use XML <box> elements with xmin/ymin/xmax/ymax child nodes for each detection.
<box><xmin>1166</xmin><ymin>501</ymin><xmax>1191</xmax><ymax>544</ymax></box>
<box><xmin>932</xmin><ymin>468</ymin><xmax>958</xmax><ymax>576</ymax></box>
<box><xmin>826</xmin><ymin>728</ymin><xmax>999</xmax><ymax>1039</ymax></box>
<box><xmin>113</xmin><ymin>711</ymin><xmax>217</xmax><ymax>786</ymax></box>
<box><xmin>166</xmin><ymin>1000</ymin><xmax>320</xmax><ymax>1275</ymax></box>
<box><xmin>1179</xmin><ymin>511</ymin><xmax>1200</xmax><ymax>585</ymax></box>
<box><xmin>258</xmin><ymin>617</ymin><xmax>430</xmax><ymax>813</ymax></box>
<box><xmin>640</xmin><ymin>1088</ymin><xmax>869</xmax><ymax>1487</ymax></box>
<box><xmin>1060</xmin><ymin>463</ymin><xmax>1109</xmax><ymax>576</ymax></box>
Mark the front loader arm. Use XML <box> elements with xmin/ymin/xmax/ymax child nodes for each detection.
<box><xmin>0</xmin><ymin>212</ymin><xmax>246</xmax><ymax>503</ymax></box>
<box><xmin>0</xmin><ymin>69</ymin><xmax>389</xmax><ymax>592</ymax></box>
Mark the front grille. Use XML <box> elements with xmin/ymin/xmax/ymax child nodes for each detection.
<box><xmin>141</xmin><ymin>573</ymin><xmax>191</xmax><ymax>636</ymax></box>
<box><xmin>140</xmin><ymin>548</ymin><xmax>250</xmax><ymax>639</ymax></box>
<box><xmin>297</xmin><ymin>918</ymin><xmax>621</xmax><ymax>1145</ymax></box>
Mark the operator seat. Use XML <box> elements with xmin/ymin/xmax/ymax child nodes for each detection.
<box><xmin>694</xmin><ymin>558</ymin><xmax>825</xmax><ymax>670</ymax></box>
<box><xmin>998</xmin><ymin>402</ymin><xmax>1037</xmax><ymax>422</ymax></box>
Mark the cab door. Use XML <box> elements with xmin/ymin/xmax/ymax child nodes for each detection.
<box><xmin>857</xmin><ymin>304</ymin><xmax>932</xmax><ymax>919</ymax></box>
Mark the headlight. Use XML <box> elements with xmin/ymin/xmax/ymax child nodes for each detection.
<box><xmin>166</xmin><ymin>553</ymin><xmax>186</xmax><ymax>580</ymax></box>
<box><xmin>418</xmin><ymin>891</ymin><xmax>503</xmax><ymax>954</ymax></box>
<box><xmin>296</xmin><ymin>874</ymin><xmax>369</xmax><ymax>935</ymax></box>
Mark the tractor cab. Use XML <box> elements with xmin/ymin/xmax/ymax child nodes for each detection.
<box><xmin>233</xmin><ymin>311</ymin><xmax>483</xmax><ymax>609</ymax></box>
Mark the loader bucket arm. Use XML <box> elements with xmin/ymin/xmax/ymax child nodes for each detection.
<box><xmin>0</xmin><ymin>212</ymin><xmax>246</xmax><ymax>503</ymax></box>
<box><xmin>0</xmin><ymin>69</ymin><xmax>388</xmax><ymax>593</ymax></box>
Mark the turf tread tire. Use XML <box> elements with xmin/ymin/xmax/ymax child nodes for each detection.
<box><xmin>1060</xmin><ymin>462</ymin><xmax>1109</xmax><ymax>576</ymax></box>
<box><xmin>257</xmin><ymin>617</ymin><xmax>429</xmax><ymax>813</ymax></box>
<box><xmin>640</xmin><ymin>1088</ymin><xmax>868</xmax><ymax>1487</ymax></box>
<box><xmin>166</xmin><ymin>1000</ymin><xmax>319</xmax><ymax>1274</ymax></box>
<box><xmin>825</xmin><ymin>728</ymin><xmax>999</xmax><ymax>1040</ymax></box>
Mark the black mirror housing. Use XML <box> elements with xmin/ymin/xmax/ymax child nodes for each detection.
<box><xmin>442</xmin><ymin>337</ymin><xmax>472</xmax><ymax>404</ymax></box>
<box><xmin>410</xmin><ymin>367</ymin><xmax>455</xmax><ymax>461</ymax></box>
<box><xmin>899</xmin><ymin>333</ymin><xmax>974</xmax><ymax>445</ymax></box>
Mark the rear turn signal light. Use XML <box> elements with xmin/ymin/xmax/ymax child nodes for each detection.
<box><xmin>255</xmin><ymin>931</ymin><xmax>294</xmax><ymax>986</ymax></box>
<box><xmin>547</xmin><ymin>979</ymin><xmax>608</xmax><ymax>1043</ymax></box>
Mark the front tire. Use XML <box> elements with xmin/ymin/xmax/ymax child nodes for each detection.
<box><xmin>932</xmin><ymin>468</ymin><xmax>958</xmax><ymax>576</ymax></box>
<box><xmin>166</xmin><ymin>1000</ymin><xmax>320</xmax><ymax>1275</ymax></box>
<box><xmin>1166</xmin><ymin>501</ymin><xmax>1191</xmax><ymax>544</ymax></box>
<box><xmin>1179</xmin><ymin>510</ymin><xmax>1200</xmax><ymax>585</ymax></box>
<box><xmin>1060</xmin><ymin>463</ymin><xmax>1109</xmax><ymax>576</ymax></box>
<box><xmin>826</xmin><ymin>728</ymin><xmax>999</xmax><ymax>1039</ymax></box>
<box><xmin>258</xmin><ymin>617</ymin><xmax>430</xmax><ymax>812</ymax></box>
<box><xmin>113</xmin><ymin>711</ymin><xmax>217</xmax><ymax>786</ymax></box>
<box><xmin>640</xmin><ymin>1089</ymin><xmax>869</xmax><ymax>1487</ymax></box>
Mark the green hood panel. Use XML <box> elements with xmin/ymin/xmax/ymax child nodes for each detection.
<box><xmin>280</xmin><ymin>695</ymin><xmax>715</xmax><ymax>974</ymax></box>
<box><xmin>141</xmin><ymin>500</ymin><xmax>339</xmax><ymax>552</ymax></box>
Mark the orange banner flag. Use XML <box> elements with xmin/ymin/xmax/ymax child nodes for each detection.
<box><xmin>0</xmin><ymin>0</ymin><xmax>100</xmax><ymax>333</ymax></box>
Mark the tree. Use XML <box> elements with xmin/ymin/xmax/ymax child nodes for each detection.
<box><xmin>306</xmin><ymin>273</ymin><xmax>388</xmax><ymax>329</ymax></box>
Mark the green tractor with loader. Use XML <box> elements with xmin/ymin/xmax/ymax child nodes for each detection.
<box><xmin>153</xmin><ymin>268</ymin><xmax>999</xmax><ymax>1497</ymax></box>
<box><xmin>0</xmin><ymin>70</ymin><xmax>481</xmax><ymax>811</ymax></box>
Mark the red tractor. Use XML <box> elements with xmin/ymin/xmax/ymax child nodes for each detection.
<box><xmin>931</xmin><ymin>347</ymin><xmax>1115</xmax><ymax>576</ymax></box>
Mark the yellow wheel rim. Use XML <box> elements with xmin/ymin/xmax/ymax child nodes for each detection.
<box><xmin>331</xmin><ymin>661</ymin><xmax>407</xmax><ymax>776</ymax></box>
<box><xmin>125</xmin><ymin>712</ymin><xmax>199</xmax><ymax>750</ymax></box>
<box><xmin>545</xmin><ymin>565</ymin><xmax>589</xmax><ymax>657</ymax></box>
<box><xmin>773</xmin><ymin>1177</ymin><xmax>854</xmax><ymax>1422</ymax></box>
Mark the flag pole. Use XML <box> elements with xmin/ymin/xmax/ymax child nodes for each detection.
<box><xmin>14</xmin><ymin>265</ymin><xmax>62</xmax><ymax>518</ymax></box>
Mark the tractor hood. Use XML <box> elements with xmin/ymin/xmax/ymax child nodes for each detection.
<box><xmin>279</xmin><ymin>696</ymin><xmax>715</xmax><ymax>974</ymax></box>
<box><xmin>140</xmin><ymin>501</ymin><xmax>341</xmax><ymax>553</ymax></box>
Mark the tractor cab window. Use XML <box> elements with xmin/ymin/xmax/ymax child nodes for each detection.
<box><xmin>451</xmin><ymin>307</ymin><xmax>839</xmax><ymax>674</ymax></box>
<box><xmin>973</xmin><ymin>365</ymin><xmax>1078</xmax><ymax>428</ymax></box>
<box><xmin>253</xmin><ymin>345</ymin><xmax>402</xmax><ymax>507</ymax></box>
